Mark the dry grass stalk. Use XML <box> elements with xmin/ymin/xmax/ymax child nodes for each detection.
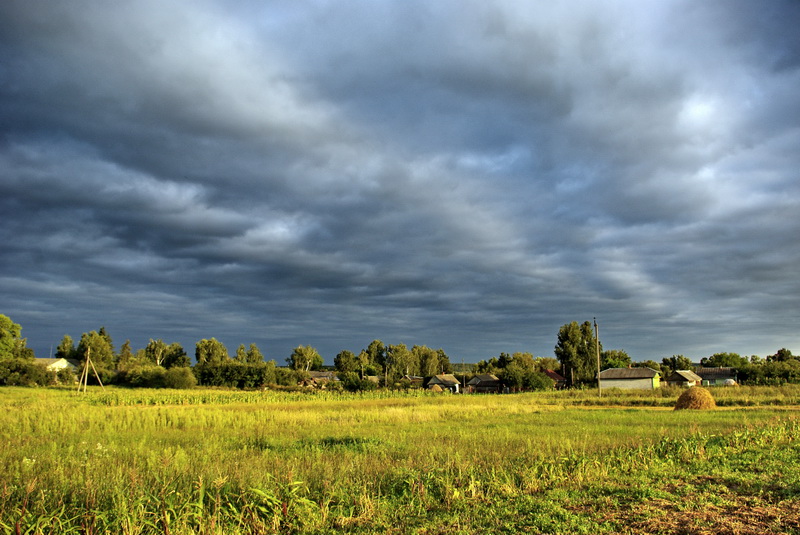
<box><xmin>674</xmin><ymin>386</ymin><xmax>716</xmax><ymax>410</ymax></box>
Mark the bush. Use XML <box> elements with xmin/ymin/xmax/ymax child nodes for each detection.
<box><xmin>163</xmin><ymin>366</ymin><xmax>197</xmax><ymax>389</ymax></box>
<box><xmin>0</xmin><ymin>359</ymin><xmax>56</xmax><ymax>386</ymax></box>
<box><xmin>674</xmin><ymin>386</ymin><xmax>716</xmax><ymax>410</ymax></box>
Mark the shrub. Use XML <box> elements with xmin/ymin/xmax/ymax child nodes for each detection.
<box><xmin>163</xmin><ymin>366</ymin><xmax>197</xmax><ymax>389</ymax></box>
<box><xmin>0</xmin><ymin>359</ymin><xmax>56</xmax><ymax>386</ymax></box>
<box><xmin>674</xmin><ymin>386</ymin><xmax>716</xmax><ymax>410</ymax></box>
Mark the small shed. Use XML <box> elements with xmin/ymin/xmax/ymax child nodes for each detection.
<box><xmin>467</xmin><ymin>373</ymin><xmax>503</xmax><ymax>393</ymax></box>
<box><xmin>599</xmin><ymin>367</ymin><xmax>661</xmax><ymax>390</ymax></box>
<box><xmin>696</xmin><ymin>367</ymin><xmax>737</xmax><ymax>386</ymax></box>
<box><xmin>666</xmin><ymin>370</ymin><xmax>702</xmax><ymax>387</ymax></box>
<box><xmin>300</xmin><ymin>371</ymin><xmax>340</xmax><ymax>388</ymax></box>
<box><xmin>427</xmin><ymin>374</ymin><xmax>460</xmax><ymax>393</ymax></box>
<box><xmin>401</xmin><ymin>375</ymin><xmax>424</xmax><ymax>388</ymax></box>
<box><xmin>543</xmin><ymin>369</ymin><xmax>567</xmax><ymax>389</ymax></box>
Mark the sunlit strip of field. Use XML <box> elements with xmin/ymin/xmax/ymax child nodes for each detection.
<box><xmin>1</xmin><ymin>387</ymin><xmax>798</xmax><ymax>533</ymax></box>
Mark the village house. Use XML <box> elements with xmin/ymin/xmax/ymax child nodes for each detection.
<box><xmin>35</xmin><ymin>358</ymin><xmax>79</xmax><ymax>373</ymax></box>
<box><xmin>543</xmin><ymin>369</ymin><xmax>567</xmax><ymax>389</ymax></box>
<box><xmin>300</xmin><ymin>370</ymin><xmax>340</xmax><ymax>388</ymax></box>
<box><xmin>696</xmin><ymin>367</ymin><xmax>737</xmax><ymax>386</ymax></box>
<box><xmin>466</xmin><ymin>373</ymin><xmax>503</xmax><ymax>393</ymax></box>
<box><xmin>426</xmin><ymin>374</ymin><xmax>461</xmax><ymax>393</ymax></box>
<box><xmin>598</xmin><ymin>367</ymin><xmax>661</xmax><ymax>390</ymax></box>
<box><xmin>665</xmin><ymin>370</ymin><xmax>703</xmax><ymax>387</ymax></box>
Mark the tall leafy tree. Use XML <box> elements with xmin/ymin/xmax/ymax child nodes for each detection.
<box><xmin>235</xmin><ymin>344</ymin><xmax>248</xmax><ymax>363</ymax></box>
<box><xmin>601</xmin><ymin>349</ymin><xmax>631</xmax><ymax>370</ymax></box>
<box><xmin>76</xmin><ymin>330</ymin><xmax>115</xmax><ymax>372</ymax></box>
<box><xmin>98</xmin><ymin>326</ymin><xmax>115</xmax><ymax>355</ymax></box>
<box><xmin>364</xmin><ymin>340</ymin><xmax>387</xmax><ymax>371</ymax></box>
<box><xmin>387</xmin><ymin>343</ymin><xmax>414</xmax><ymax>378</ymax></box>
<box><xmin>55</xmin><ymin>335</ymin><xmax>76</xmax><ymax>360</ymax></box>
<box><xmin>162</xmin><ymin>343</ymin><xmax>190</xmax><ymax>368</ymax></box>
<box><xmin>0</xmin><ymin>314</ymin><xmax>25</xmax><ymax>360</ymax></box>
<box><xmin>287</xmin><ymin>345</ymin><xmax>323</xmax><ymax>372</ymax></box>
<box><xmin>413</xmin><ymin>345</ymin><xmax>440</xmax><ymax>377</ymax></box>
<box><xmin>701</xmin><ymin>352</ymin><xmax>748</xmax><ymax>368</ymax></box>
<box><xmin>334</xmin><ymin>350</ymin><xmax>359</xmax><ymax>374</ymax></box>
<box><xmin>117</xmin><ymin>340</ymin><xmax>135</xmax><ymax>369</ymax></box>
<box><xmin>554</xmin><ymin>320</ymin><xmax>601</xmax><ymax>386</ymax></box>
<box><xmin>767</xmin><ymin>348</ymin><xmax>794</xmax><ymax>362</ymax></box>
<box><xmin>195</xmin><ymin>338</ymin><xmax>229</xmax><ymax>365</ymax></box>
<box><xmin>245</xmin><ymin>343</ymin><xmax>264</xmax><ymax>364</ymax></box>
<box><xmin>144</xmin><ymin>339</ymin><xmax>168</xmax><ymax>366</ymax></box>
<box><xmin>661</xmin><ymin>354</ymin><xmax>694</xmax><ymax>375</ymax></box>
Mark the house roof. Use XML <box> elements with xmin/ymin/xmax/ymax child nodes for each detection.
<box><xmin>308</xmin><ymin>370</ymin><xmax>338</xmax><ymax>381</ymax></box>
<box><xmin>599</xmin><ymin>367</ymin><xmax>660</xmax><ymax>379</ymax></box>
<box><xmin>696</xmin><ymin>367</ymin><xmax>736</xmax><ymax>380</ymax></box>
<box><xmin>36</xmin><ymin>358</ymin><xmax>79</xmax><ymax>368</ymax></box>
<box><xmin>668</xmin><ymin>370</ymin><xmax>702</xmax><ymax>382</ymax></box>
<box><xmin>428</xmin><ymin>374</ymin><xmax>460</xmax><ymax>386</ymax></box>
<box><xmin>543</xmin><ymin>369</ymin><xmax>566</xmax><ymax>382</ymax></box>
<box><xmin>467</xmin><ymin>373</ymin><xmax>499</xmax><ymax>385</ymax></box>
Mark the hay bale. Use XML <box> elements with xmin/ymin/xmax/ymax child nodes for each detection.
<box><xmin>674</xmin><ymin>386</ymin><xmax>716</xmax><ymax>410</ymax></box>
<box><xmin>428</xmin><ymin>384</ymin><xmax>443</xmax><ymax>392</ymax></box>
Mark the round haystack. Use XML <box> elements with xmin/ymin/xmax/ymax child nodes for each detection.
<box><xmin>674</xmin><ymin>386</ymin><xmax>716</xmax><ymax>410</ymax></box>
<box><xmin>428</xmin><ymin>384</ymin><xmax>443</xmax><ymax>392</ymax></box>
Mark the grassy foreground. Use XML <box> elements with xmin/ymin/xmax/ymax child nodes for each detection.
<box><xmin>2</xmin><ymin>386</ymin><xmax>800</xmax><ymax>534</ymax></box>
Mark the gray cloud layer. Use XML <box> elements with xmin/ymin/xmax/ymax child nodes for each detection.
<box><xmin>2</xmin><ymin>0</ymin><xmax>799</xmax><ymax>362</ymax></box>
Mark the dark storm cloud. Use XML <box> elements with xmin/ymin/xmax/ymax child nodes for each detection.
<box><xmin>1</xmin><ymin>0</ymin><xmax>798</xmax><ymax>362</ymax></box>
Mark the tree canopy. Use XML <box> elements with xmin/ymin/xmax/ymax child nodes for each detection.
<box><xmin>554</xmin><ymin>321</ymin><xmax>601</xmax><ymax>386</ymax></box>
<box><xmin>287</xmin><ymin>345</ymin><xmax>323</xmax><ymax>372</ymax></box>
<box><xmin>0</xmin><ymin>314</ymin><xmax>30</xmax><ymax>360</ymax></box>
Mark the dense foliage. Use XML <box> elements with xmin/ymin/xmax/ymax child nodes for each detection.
<box><xmin>2</xmin><ymin>313</ymin><xmax>799</xmax><ymax>390</ymax></box>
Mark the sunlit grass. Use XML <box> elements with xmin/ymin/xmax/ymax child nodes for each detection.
<box><xmin>1</xmin><ymin>386</ymin><xmax>799</xmax><ymax>533</ymax></box>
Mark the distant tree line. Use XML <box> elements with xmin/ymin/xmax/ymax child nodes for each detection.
<box><xmin>1</xmin><ymin>313</ymin><xmax>798</xmax><ymax>388</ymax></box>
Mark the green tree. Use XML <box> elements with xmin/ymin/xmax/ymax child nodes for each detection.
<box><xmin>387</xmin><ymin>343</ymin><xmax>414</xmax><ymax>378</ymax></box>
<box><xmin>633</xmin><ymin>360</ymin><xmax>662</xmax><ymax>374</ymax></box>
<box><xmin>98</xmin><ymin>326</ymin><xmax>115</xmax><ymax>356</ymax></box>
<box><xmin>245</xmin><ymin>343</ymin><xmax>264</xmax><ymax>364</ymax></box>
<box><xmin>601</xmin><ymin>349</ymin><xmax>631</xmax><ymax>370</ymax></box>
<box><xmin>767</xmin><ymin>348</ymin><xmax>794</xmax><ymax>362</ymax></box>
<box><xmin>287</xmin><ymin>345</ymin><xmax>323</xmax><ymax>372</ymax></box>
<box><xmin>162</xmin><ymin>343</ymin><xmax>190</xmax><ymax>368</ymax></box>
<box><xmin>532</xmin><ymin>357</ymin><xmax>561</xmax><ymax>372</ymax></box>
<box><xmin>554</xmin><ymin>321</ymin><xmax>601</xmax><ymax>386</ymax></box>
<box><xmin>0</xmin><ymin>314</ymin><xmax>26</xmax><ymax>360</ymax></box>
<box><xmin>413</xmin><ymin>345</ymin><xmax>441</xmax><ymax>377</ymax></box>
<box><xmin>55</xmin><ymin>335</ymin><xmax>76</xmax><ymax>360</ymax></box>
<box><xmin>701</xmin><ymin>352</ymin><xmax>748</xmax><ymax>368</ymax></box>
<box><xmin>117</xmin><ymin>340</ymin><xmax>135</xmax><ymax>370</ymax></box>
<box><xmin>363</xmin><ymin>340</ymin><xmax>387</xmax><ymax>371</ymax></box>
<box><xmin>76</xmin><ymin>331</ymin><xmax>115</xmax><ymax>373</ymax></box>
<box><xmin>661</xmin><ymin>355</ymin><xmax>694</xmax><ymax>375</ymax></box>
<box><xmin>195</xmin><ymin>338</ymin><xmax>229</xmax><ymax>365</ymax></box>
<box><xmin>144</xmin><ymin>339</ymin><xmax>168</xmax><ymax>366</ymax></box>
<box><xmin>334</xmin><ymin>350</ymin><xmax>359</xmax><ymax>374</ymax></box>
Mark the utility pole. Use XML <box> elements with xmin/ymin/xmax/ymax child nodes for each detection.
<box><xmin>594</xmin><ymin>317</ymin><xmax>601</xmax><ymax>397</ymax></box>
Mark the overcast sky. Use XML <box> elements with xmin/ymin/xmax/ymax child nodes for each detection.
<box><xmin>2</xmin><ymin>1</ymin><xmax>799</xmax><ymax>364</ymax></box>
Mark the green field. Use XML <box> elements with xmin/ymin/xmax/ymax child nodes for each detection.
<box><xmin>3</xmin><ymin>387</ymin><xmax>800</xmax><ymax>534</ymax></box>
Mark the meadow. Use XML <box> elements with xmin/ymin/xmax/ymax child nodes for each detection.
<box><xmin>2</xmin><ymin>386</ymin><xmax>800</xmax><ymax>534</ymax></box>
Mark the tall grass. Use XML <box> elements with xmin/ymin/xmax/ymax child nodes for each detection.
<box><xmin>1</xmin><ymin>386</ymin><xmax>798</xmax><ymax>533</ymax></box>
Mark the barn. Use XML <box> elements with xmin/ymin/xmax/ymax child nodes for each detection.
<box><xmin>599</xmin><ymin>367</ymin><xmax>661</xmax><ymax>390</ymax></box>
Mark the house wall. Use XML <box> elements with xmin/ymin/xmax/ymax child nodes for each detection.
<box><xmin>46</xmin><ymin>359</ymin><xmax>76</xmax><ymax>372</ymax></box>
<box><xmin>600</xmin><ymin>378</ymin><xmax>657</xmax><ymax>390</ymax></box>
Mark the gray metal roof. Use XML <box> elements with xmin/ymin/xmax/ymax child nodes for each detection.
<box><xmin>668</xmin><ymin>370</ymin><xmax>702</xmax><ymax>382</ymax></box>
<box><xmin>599</xmin><ymin>367</ymin><xmax>660</xmax><ymax>379</ymax></box>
